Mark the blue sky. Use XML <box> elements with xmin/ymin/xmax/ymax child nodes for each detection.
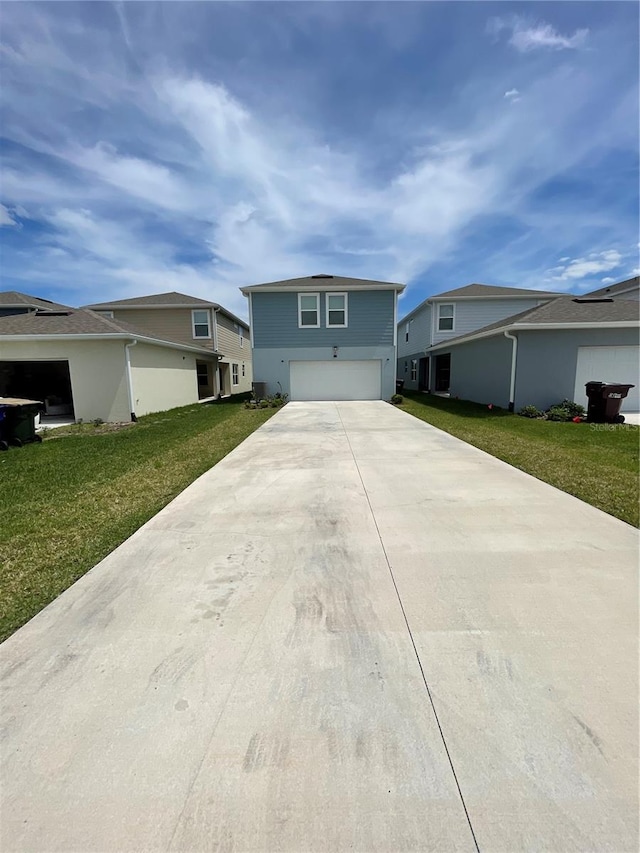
<box><xmin>1</xmin><ymin>1</ymin><xmax>638</xmax><ymax>319</ymax></box>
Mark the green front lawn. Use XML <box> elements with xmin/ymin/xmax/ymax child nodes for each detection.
<box><xmin>0</xmin><ymin>397</ymin><xmax>276</xmax><ymax>642</ymax></box>
<box><xmin>400</xmin><ymin>392</ymin><xmax>639</xmax><ymax>528</ymax></box>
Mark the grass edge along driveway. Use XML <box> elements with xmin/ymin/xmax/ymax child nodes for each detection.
<box><xmin>0</xmin><ymin>397</ymin><xmax>275</xmax><ymax>643</ymax></box>
<box><xmin>400</xmin><ymin>392</ymin><xmax>639</xmax><ymax>529</ymax></box>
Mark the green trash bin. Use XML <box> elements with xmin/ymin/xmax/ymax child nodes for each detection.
<box><xmin>0</xmin><ymin>398</ymin><xmax>44</xmax><ymax>448</ymax></box>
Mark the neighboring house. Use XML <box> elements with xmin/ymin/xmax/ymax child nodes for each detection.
<box><xmin>83</xmin><ymin>292</ymin><xmax>252</xmax><ymax>397</ymax></box>
<box><xmin>397</xmin><ymin>283</ymin><xmax>563</xmax><ymax>394</ymax></box>
<box><xmin>0</xmin><ymin>301</ymin><xmax>219</xmax><ymax>423</ymax></box>
<box><xmin>240</xmin><ymin>274</ymin><xmax>405</xmax><ymax>401</ymax></box>
<box><xmin>583</xmin><ymin>275</ymin><xmax>640</xmax><ymax>302</ymax></box>
<box><xmin>0</xmin><ymin>291</ymin><xmax>71</xmax><ymax>317</ymax></box>
<box><xmin>398</xmin><ymin>281</ymin><xmax>639</xmax><ymax>413</ymax></box>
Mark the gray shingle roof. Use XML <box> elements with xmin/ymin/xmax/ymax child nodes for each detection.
<box><xmin>83</xmin><ymin>290</ymin><xmax>249</xmax><ymax>330</ymax></box>
<box><xmin>431</xmin><ymin>283</ymin><xmax>565</xmax><ymax>299</ymax></box>
<box><xmin>583</xmin><ymin>276</ymin><xmax>640</xmax><ymax>299</ymax></box>
<box><xmin>84</xmin><ymin>291</ymin><xmax>218</xmax><ymax>308</ymax></box>
<box><xmin>0</xmin><ymin>290</ymin><xmax>71</xmax><ymax>310</ymax></box>
<box><xmin>240</xmin><ymin>274</ymin><xmax>405</xmax><ymax>293</ymax></box>
<box><xmin>429</xmin><ymin>297</ymin><xmax>639</xmax><ymax>349</ymax></box>
<box><xmin>0</xmin><ymin>308</ymin><xmax>218</xmax><ymax>353</ymax></box>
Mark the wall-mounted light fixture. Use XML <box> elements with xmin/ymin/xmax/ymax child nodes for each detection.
<box><xmin>332</xmin><ymin>346</ymin><xmax>338</xmax><ymax>358</ymax></box>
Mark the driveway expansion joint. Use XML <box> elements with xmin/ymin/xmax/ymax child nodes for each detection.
<box><xmin>335</xmin><ymin>403</ymin><xmax>481</xmax><ymax>853</ymax></box>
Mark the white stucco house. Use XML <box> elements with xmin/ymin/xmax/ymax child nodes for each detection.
<box><xmin>0</xmin><ymin>296</ymin><xmax>220</xmax><ymax>423</ymax></box>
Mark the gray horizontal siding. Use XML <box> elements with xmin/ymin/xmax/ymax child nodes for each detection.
<box><xmin>397</xmin><ymin>305</ymin><xmax>431</xmax><ymax>357</ymax></box>
<box><xmin>396</xmin><ymin>351</ymin><xmax>424</xmax><ymax>391</ymax></box>
<box><xmin>431</xmin><ymin>298</ymin><xmax>543</xmax><ymax>345</ymax></box>
<box><xmin>252</xmin><ymin>290</ymin><xmax>394</xmax><ymax>348</ymax></box>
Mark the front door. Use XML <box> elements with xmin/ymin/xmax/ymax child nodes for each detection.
<box><xmin>434</xmin><ymin>354</ymin><xmax>451</xmax><ymax>393</ymax></box>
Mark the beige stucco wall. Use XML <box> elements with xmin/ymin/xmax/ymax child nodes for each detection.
<box><xmin>108</xmin><ymin>306</ymin><xmax>252</xmax><ymax>393</ymax></box>
<box><xmin>129</xmin><ymin>342</ymin><xmax>212</xmax><ymax>416</ymax></box>
<box><xmin>0</xmin><ymin>339</ymin><xmax>130</xmax><ymax>422</ymax></box>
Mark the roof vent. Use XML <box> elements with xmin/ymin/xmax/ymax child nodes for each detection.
<box><xmin>311</xmin><ymin>274</ymin><xmax>334</xmax><ymax>279</ymax></box>
<box><xmin>572</xmin><ymin>297</ymin><xmax>614</xmax><ymax>304</ymax></box>
<box><xmin>35</xmin><ymin>309</ymin><xmax>73</xmax><ymax>316</ymax></box>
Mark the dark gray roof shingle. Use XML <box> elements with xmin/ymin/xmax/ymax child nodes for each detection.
<box><xmin>84</xmin><ymin>291</ymin><xmax>217</xmax><ymax>308</ymax></box>
<box><xmin>240</xmin><ymin>274</ymin><xmax>405</xmax><ymax>292</ymax></box>
<box><xmin>430</xmin><ymin>297</ymin><xmax>639</xmax><ymax>349</ymax></box>
<box><xmin>0</xmin><ymin>291</ymin><xmax>71</xmax><ymax>310</ymax></box>
<box><xmin>432</xmin><ymin>283</ymin><xmax>565</xmax><ymax>299</ymax></box>
<box><xmin>583</xmin><ymin>276</ymin><xmax>640</xmax><ymax>299</ymax></box>
<box><xmin>0</xmin><ymin>308</ymin><xmax>218</xmax><ymax>352</ymax></box>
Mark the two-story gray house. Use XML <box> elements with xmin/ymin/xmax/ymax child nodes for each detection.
<box><xmin>397</xmin><ymin>279</ymin><xmax>640</xmax><ymax>414</ymax></box>
<box><xmin>398</xmin><ymin>283</ymin><xmax>562</xmax><ymax>394</ymax></box>
<box><xmin>240</xmin><ymin>274</ymin><xmax>405</xmax><ymax>401</ymax></box>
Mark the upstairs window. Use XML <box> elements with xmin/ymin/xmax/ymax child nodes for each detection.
<box><xmin>192</xmin><ymin>309</ymin><xmax>211</xmax><ymax>338</ymax></box>
<box><xmin>405</xmin><ymin>322</ymin><xmax>410</xmax><ymax>342</ymax></box>
<box><xmin>437</xmin><ymin>303</ymin><xmax>455</xmax><ymax>332</ymax></box>
<box><xmin>298</xmin><ymin>292</ymin><xmax>320</xmax><ymax>328</ymax></box>
<box><xmin>326</xmin><ymin>292</ymin><xmax>348</xmax><ymax>327</ymax></box>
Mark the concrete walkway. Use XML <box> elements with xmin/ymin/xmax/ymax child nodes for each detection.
<box><xmin>1</xmin><ymin>402</ymin><xmax>637</xmax><ymax>852</ymax></box>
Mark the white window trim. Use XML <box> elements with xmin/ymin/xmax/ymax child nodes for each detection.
<box><xmin>325</xmin><ymin>291</ymin><xmax>348</xmax><ymax>328</ymax></box>
<box><xmin>232</xmin><ymin>363</ymin><xmax>239</xmax><ymax>385</ymax></box>
<box><xmin>405</xmin><ymin>322</ymin><xmax>410</xmax><ymax>342</ymax></box>
<box><xmin>298</xmin><ymin>292</ymin><xmax>320</xmax><ymax>329</ymax></box>
<box><xmin>411</xmin><ymin>359</ymin><xmax>418</xmax><ymax>381</ymax></box>
<box><xmin>192</xmin><ymin>308</ymin><xmax>212</xmax><ymax>339</ymax></box>
<box><xmin>239</xmin><ymin>325</ymin><xmax>244</xmax><ymax>347</ymax></box>
<box><xmin>437</xmin><ymin>303</ymin><xmax>455</xmax><ymax>332</ymax></box>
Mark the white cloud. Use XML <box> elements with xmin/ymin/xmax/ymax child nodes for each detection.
<box><xmin>489</xmin><ymin>16</ymin><xmax>588</xmax><ymax>53</ymax></box>
<box><xmin>0</xmin><ymin>4</ymin><xmax>636</xmax><ymax>310</ymax></box>
<box><xmin>548</xmin><ymin>249</ymin><xmax>622</xmax><ymax>282</ymax></box>
<box><xmin>0</xmin><ymin>204</ymin><xmax>19</xmax><ymax>226</ymax></box>
<box><xmin>601</xmin><ymin>277</ymin><xmax>615</xmax><ymax>284</ymax></box>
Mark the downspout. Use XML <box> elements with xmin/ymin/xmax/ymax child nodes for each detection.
<box><xmin>125</xmin><ymin>339</ymin><xmax>138</xmax><ymax>422</ymax></box>
<box><xmin>503</xmin><ymin>330</ymin><xmax>517</xmax><ymax>412</ymax></box>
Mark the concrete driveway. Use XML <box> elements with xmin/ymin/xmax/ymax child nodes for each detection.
<box><xmin>1</xmin><ymin>402</ymin><xmax>637</xmax><ymax>852</ymax></box>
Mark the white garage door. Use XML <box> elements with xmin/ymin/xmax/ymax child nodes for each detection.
<box><xmin>290</xmin><ymin>360</ymin><xmax>382</xmax><ymax>401</ymax></box>
<box><xmin>574</xmin><ymin>346</ymin><xmax>640</xmax><ymax>412</ymax></box>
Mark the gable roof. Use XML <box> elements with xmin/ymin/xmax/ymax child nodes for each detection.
<box><xmin>582</xmin><ymin>276</ymin><xmax>640</xmax><ymax>299</ymax></box>
<box><xmin>240</xmin><ymin>274</ymin><xmax>405</xmax><ymax>294</ymax></box>
<box><xmin>85</xmin><ymin>291</ymin><xmax>214</xmax><ymax>308</ymax></box>
<box><xmin>0</xmin><ymin>308</ymin><xmax>220</xmax><ymax>355</ymax></box>
<box><xmin>431</xmin><ymin>283</ymin><xmax>565</xmax><ymax>299</ymax></box>
<box><xmin>83</xmin><ymin>291</ymin><xmax>249</xmax><ymax>330</ymax></box>
<box><xmin>0</xmin><ymin>290</ymin><xmax>71</xmax><ymax>310</ymax></box>
<box><xmin>428</xmin><ymin>297</ymin><xmax>640</xmax><ymax>351</ymax></box>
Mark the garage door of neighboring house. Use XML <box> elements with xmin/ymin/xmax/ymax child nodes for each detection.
<box><xmin>289</xmin><ymin>360</ymin><xmax>381</xmax><ymax>401</ymax></box>
<box><xmin>574</xmin><ymin>346</ymin><xmax>640</xmax><ymax>412</ymax></box>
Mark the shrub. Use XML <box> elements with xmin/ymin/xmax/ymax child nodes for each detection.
<box><xmin>558</xmin><ymin>399</ymin><xmax>585</xmax><ymax>417</ymax></box>
<box><xmin>519</xmin><ymin>405</ymin><xmax>544</xmax><ymax>419</ymax></box>
<box><xmin>259</xmin><ymin>399</ymin><xmax>269</xmax><ymax>409</ymax></box>
<box><xmin>546</xmin><ymin>405</ymin><xmax>573</xmax><ymax>422</ymax></box>
<box><xmin>391</xmin><ymin>394</ymin><xmax>403</xmax><ymax>405</ymax></box>
<box><xmin>544</xmin><ymin>399</ymin><xmax>586</xmax><ymax>422</ymax></box>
